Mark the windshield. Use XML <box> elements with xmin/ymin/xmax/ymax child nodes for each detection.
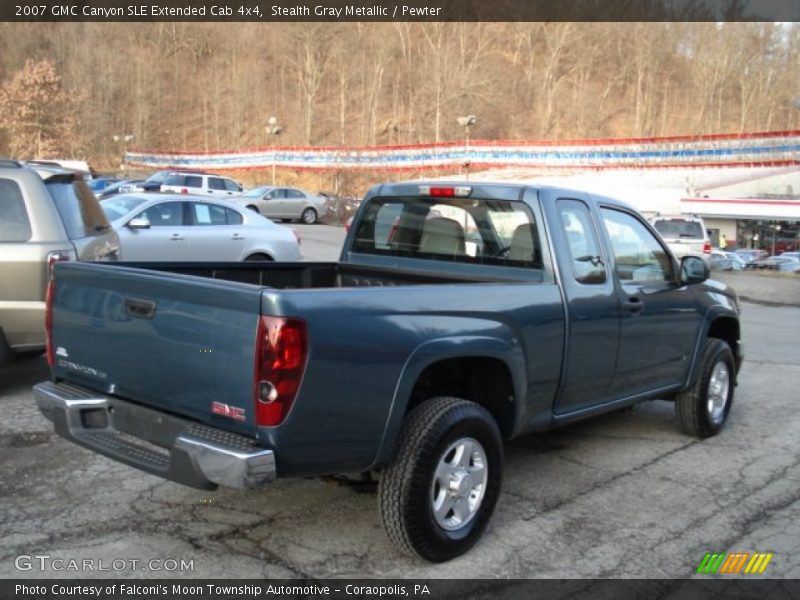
<box><xmin>241</xmin><ymin>186</ymin><xmax>269</xmax><ymax>198</ymax></box>
<box><xmin>145</xmin><ymin>170</ymin><xmax>172</xmax><ymax>184</ymax></box>
<box><xmin>353</xmin><ymin>196</ymin><xmax>542</xmax><ymax>268</ymax></box>
<box><xmin>101</xmin><ymin>195</ymin><xmax>148</xmax><ymax>221</ymax></box>
<box><xmin>652</xmin><ymin>218</ymin><xmax>704</xmax><ymax>239</ymax></box>
<box><xmin>47</xmin><ymin>179</ymin><xmax>111</xmax><ymax>239</ymax></box>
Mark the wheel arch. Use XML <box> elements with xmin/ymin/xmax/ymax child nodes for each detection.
<box><xmin>685</xmin><ymin>310</ymin><xmax>742</xmax><ymax>390</ymax></box>
<box><xmin>372</xmin><ymin>336</ymin><xmax>526</xmax><ymax>469</ymax></box>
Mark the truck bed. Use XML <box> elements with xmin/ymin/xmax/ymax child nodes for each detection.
<box><xmin>124</xmin><ymin>261</ymin><xmax>518</xmax><ymax>289</ymax></box>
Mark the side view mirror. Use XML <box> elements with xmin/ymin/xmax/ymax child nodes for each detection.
<box><xmin>680</xmin><ymin>255</ymin><xmax>709</xmax><ymax>285</ymax></box>
<box><xmin>127</xmin><ymin>218</ymin><xmax>151</xmax><ymax>230</ymax></box>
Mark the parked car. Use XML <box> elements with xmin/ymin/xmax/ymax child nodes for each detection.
<box><xmin>36</xmin><ymin>181</ymin><xmax>741</xmax><ymax>562</ymax></box>
<box><xmin>100</xmin><ymin>193</ymin><xmax>301</xmax><ymax>262</ymax></box>
<box><xmin>161</xmin><ymin>172</ymin><xmax>242</xmax><ymax>198</ymax></box>
<box><xmin>709</xmin><ymin>250</ymin><xmax>746</xmax><ymax>271</ymax></box>
<box><xmin>745</xmin><ymin>255</ymin><xmax>800</xmax><ymax>273</ymax></box>
<box><xmin>778</xmin><ymin>251</ymin><xmax>800</xmax><ymax>261</ymax></box>
<box><xmin>733</xmin><ymin>248</ymin><xmax>769</xmax><ymax>264</ymax></box>
<box><xmin>86</xmin><ymin>177</ymin><xmax>121</xmax><ymax>196</ymax></box>
<box><xmin>97</xmin><ymin>179</ymin><xmax>147</xmax><ymax>200</ymax></box>
<box><xmin>650</xmin><ymin>214</ymin><xmax>711</xmax><ymax>263</ymax></box>
<box><xmin>0</xmin><ymin>160</ymin><xmax>119</xmax><ymax>363</ymax></box>
<box><xmin>234</xmin><ymin>185</ymin><xmax>328</xmax><ymax>224</ymax></box>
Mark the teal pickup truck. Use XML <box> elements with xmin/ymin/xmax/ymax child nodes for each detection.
<box><xmin>34</xmin><ymin>181</ymin><xmax>742</xmax><ymax>562</ymax></box>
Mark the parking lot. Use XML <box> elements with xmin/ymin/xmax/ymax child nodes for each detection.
<box><xmin>1</xmin><ymin>224</ymin><xmax>798</xmax><ymax>579</ymax></box>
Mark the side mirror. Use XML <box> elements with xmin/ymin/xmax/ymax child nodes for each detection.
<box><xmin>127</xmin><ymin>218</ymin><xmax>151</xmax><ymax>230</ymax></box>
<box><xmin>680</xmin><ymin>255</ymin><xmax>709</xmax><ymax>285</ymax></box>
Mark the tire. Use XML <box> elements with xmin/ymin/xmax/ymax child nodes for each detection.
<box><xmin>244</xmin><ymin>253</ymin><xmax>273</xmax><ymax>262</ymax></box>
<box><xmin>301</xmin><ymin>207</ymin><xmax>317</xmax><ymax>225</ymax></box>
<box><xmin>675</xmin><ymin>338</ymin><xmax>736</xmax><ymax>438</ymax></box>
<box><xmin>378</xmin><ymin>397</ymin><xmax>503</xmax><ymax>562</ymax></box>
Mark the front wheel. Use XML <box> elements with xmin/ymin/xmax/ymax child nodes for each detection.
<box><xmin>675</xmin><ymin>338</ymin><xmax>736</xmax><ymax>438</ymax></box>
<box><xmin>378</xmin><ymin>397</ymin><xmax>503</xmax><ymax>562</ymax></box>
<box><xmin>300</xmin><ymin>207</ymin><xmax>317</xmax><ymax>224</ymax></box>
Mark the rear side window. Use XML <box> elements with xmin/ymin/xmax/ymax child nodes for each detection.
<box><xmin>191</xmin><ymin>203</ymin><xmax>243</xmax><ymax>225</ymax></box>
<box><xmin>164</xmin><ymin>174</ymin><xmax>202</xmax><ymax>188</ymax></box>
<box><xmin>353</xmin><ymin>196</ymin><xmax>541</xmax><ymax>268</ymax></box>
<box><xmin>208</xmin><ymin>177</ymin><xmax>226</xmax><ymax>191</ymax></box>
<box><xmin>135</xmin><ymin>202</ymin><xmax>185</xmax><ymax>226</ymax></box>
<box><xmin>652</xmin><ymin>218</ymin><xmax>704</xmax><ymax>239</ymax></box>
<box><xmin>0</xmin><ymin>178</ymin><xmax>32</xmax><ymax>242</ymax></box>
<box><xmin>47</xmin><ymin>180</ymin><xmax>110</xmax><ymax>240</ymax></box>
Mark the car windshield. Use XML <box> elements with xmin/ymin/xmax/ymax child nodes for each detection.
<box><xmin>241</xmin><ymin>186</ymin><xmax>269</xmax><ymax>198</ymax></box>
<box><xmin>145</xmin><ymin>171</ymin><xmax>172</xmax><ymax>184</ymax></box>
<box><xmin>101</xmin><ymin>195</ymin><xmax>148</xmax><ymax>221</ymax></box>
<box><xmin>652</xmin><ymin>219</ymin><xmax>704</xmax><ymax>239</ymax></box>
<box><xmin>47</xmin><ymin>179</ymin><xmax>111</xmax><ymax>239</ymax></box>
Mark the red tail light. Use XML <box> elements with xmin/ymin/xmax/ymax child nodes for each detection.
<box><xmin>703</xmin><ymin>241</ymin><xmax>712</xmax><ymax>254</ymax></box>
<box><xmin>254</xmin><ymin>316</ymin><xmax>307</xmax><ymax>427</ymax></box>
<box><xmin>44</xmin><ymin>252</ymin><xmax>69</xmax><ymax>367</ymax></box>
<box><xmin>180</xmin><ymin>188</ymin><xmax>188</xmax><ymax>194</ymax></box>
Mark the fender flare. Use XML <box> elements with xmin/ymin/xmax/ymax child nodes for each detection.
<box><xmin>684</xmin><ymin>306</ymin><xmax>740</xmax><ymax>389</ymax></box>
<box><xmin>371</xmin><ymin>335</ymin><xmax>527</xmax><ymax>469</ymax></box>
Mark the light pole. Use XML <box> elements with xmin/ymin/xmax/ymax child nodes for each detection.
<box><xmin>456</xmin><ymin>115</ymin><xmax>477</xmax><ymax>180</ymax></box>
<box><xmin>113</xmin><ymin>134</ymin><xmax>134</xmax><ymax>176</ymax></box>
<box><xmin>266</xmin><ymin>116</ymin><xmax>283</xmax><ymax>186</ymax></box>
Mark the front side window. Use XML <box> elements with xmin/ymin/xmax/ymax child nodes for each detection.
<box><xmin>208</xmin><ymin>177</ymin><xmax>226</xmax><ymax>191</ymax></box>
<box><xmin>557</xmin><ymin>199</ymin><xmax>606</xmax><ymax>284</ymax></box>
<box><xmin>352</xmin><ymin>196</ymin><xmax>541</xmax><ymax>268</ymax></box>
<box><xmin>223</xmin><ymin>179</ymin><xmax>241</xmax><ymax>192</ymax></box>
<box><xmin>0</xmin><ymin>178</ymin><xmax>32</xmax><ymax>242</ymax></box>
<box><xmin>602</xmin><ymin>208</ymin><xmax>674</xmax><ymax>283</ymax></box>
<box><xmin>134</xmin><ymin>202</ymin><xmax>184</xmax><ymax>226</ymax></box>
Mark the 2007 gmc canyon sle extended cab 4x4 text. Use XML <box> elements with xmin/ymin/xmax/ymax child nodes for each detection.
<box><xmin>34</xmin><ymin>181</ymin><xmax>742</xmax><ymax>562</ymax></box>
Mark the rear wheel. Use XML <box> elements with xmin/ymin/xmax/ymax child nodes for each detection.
<box><xmin>675</xmin><ymin>338</ymin><xmax>735</xmax><ymax>437</ymax></box>
<box><xmin>301</xmin><ymin>207</ymin><xmax>317</xmax><ymax>225</ymax></box>
<box><xmin>378</xmin><ymin>397</ymin><xmax>503</xmax><ymax>562</ymax></box>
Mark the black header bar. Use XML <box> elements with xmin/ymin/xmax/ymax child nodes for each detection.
<box><xmin>3</xmin><ymin>0</ymin><xmax>800</xmax><ymax>22</ymax></box>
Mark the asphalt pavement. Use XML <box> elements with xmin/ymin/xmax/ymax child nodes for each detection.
<box><xmin>0</xmin><ymin>224</ymin><xmax>798</xmax><ymax>579</ymax></box>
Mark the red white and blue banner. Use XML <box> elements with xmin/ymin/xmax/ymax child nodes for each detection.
<box><xmin>127</xmin><ymin>130</ymin><xmax>800</xmax><ymax>173</ymax></box>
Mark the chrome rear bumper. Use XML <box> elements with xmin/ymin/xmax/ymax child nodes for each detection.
<box><xmin>34</xmin><ymin>381</ymin><xmax>275</xmax><ymax>490</ymax></box>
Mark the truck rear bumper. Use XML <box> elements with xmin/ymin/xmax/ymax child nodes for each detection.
<box><xmin>33</xmin><ymin>381</ymin><xmax>275</xmax><ymax>490</ymax></box>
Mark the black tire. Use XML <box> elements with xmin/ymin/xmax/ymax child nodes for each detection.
<box><xmin>301</xmin><ymin>207</ymin><xmax>317</xmax><ymax>225</ymax></box>
<box><xmin>378</xmin><ymin>397</ymin><xmax>503</xmax><ymax>562</ymax></box>
<box><xmin>244</xmin><ymin>253</ymin><xmax>273</xmax><ymax>262</ymax></box>
<box><xmin>675</xmin><ymin>338</ymin><xmax>736</xmax><ymax>438</ymax></box>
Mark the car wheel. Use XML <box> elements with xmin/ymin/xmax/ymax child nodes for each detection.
<box><xmin>378</xmin><ymin>397</ymin><xmax>503</xmax><ymax>562</ymax></box>
<box><xmin>675</xmin><ymin>338</ymin><xmax>735</xmax><ymax>438</ymax></box>
<box><xmin>301</xmin><ymin>208</ymin><xmax>317</xmax><ymax>225</ymax></box>
<box><xmin>244</xmin><ymin>253</ymin><xmax>273</xmax><ymax>262</ymax></box>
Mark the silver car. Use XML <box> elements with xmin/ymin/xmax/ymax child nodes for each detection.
<box><xmin>233</xmin><ymin>185</ymin><xmax>328</xmax><ymax>224</ymax></box>
<box><xmin>100</xmin><ymin>194</ymin><xmax>302</xmax><ymax>262</ymax></box>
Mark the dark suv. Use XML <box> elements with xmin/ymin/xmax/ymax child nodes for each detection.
<box><xmin>0</xmin><ymin>160</ymin><xmax>119</xmax><ymax>363</ymax></box>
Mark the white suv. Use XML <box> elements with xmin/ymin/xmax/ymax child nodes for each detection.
<box><xmin>160</xmin><ymin>172</ymin><xmax>242</xmax><ymax>197</ymax></box>
<box><xmin>650</xmin><ymin>215</ymin><xmax>711</xmax><ymax>264</ymax></box>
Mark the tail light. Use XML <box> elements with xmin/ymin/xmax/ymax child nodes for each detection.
<box><xmin>344</xmin><ymin>216</ymin><xmax>353</xmax><ymax>233</ymax></box>
<box><xmin>703</xmin><ymin>241</ymin><xmax>712</xmax><ymax>254</ymax></box>
<box><xmin>44</xmin><ymin>251</ymin><xmax>70</xmax><ymax>367</ymax></box>
<box><xmin>254</xmin><ymin>316</ymin><xmax>307</xmax><ymax>427</ymax></box>
<box><xmin>180</xmin><ymin>188</ymin><xmax>188</xmax><ymax>194</ymax></box>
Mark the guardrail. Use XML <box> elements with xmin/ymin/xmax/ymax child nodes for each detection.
<box><xmin>127</xmin><ymin>130</ymin><xmax>800</xmax><ymax>172</ymax></box>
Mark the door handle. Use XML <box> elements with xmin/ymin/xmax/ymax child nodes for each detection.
<box><xmin>622</xmin><ymin>297</ymin><xmax>644</xmax><ymax>314</ymax></box>
<box><xmin>170</xmin><ymin>234</ymin><xmax>184</xmax><ymax>241</ymax></box>
<box><xmin>230</xmin><ymin>234</ymin><xmax>244</xmax><ymax>240</ymax></box>
<box><xmin>125</xmin><ymin>298</ymin><xmax>156</xmax><ymax>320</ymax></box>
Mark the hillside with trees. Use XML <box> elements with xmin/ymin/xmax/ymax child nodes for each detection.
<box><xmin>1</xmin><ymin>22</ymin><xmax>798</xmax><ymax>171</ymax></box>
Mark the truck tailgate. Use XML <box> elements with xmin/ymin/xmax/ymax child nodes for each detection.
<box><xmin>49</xmin><ymin>262</ymin><xmax>262</xmax><ymax>437</ymax></box>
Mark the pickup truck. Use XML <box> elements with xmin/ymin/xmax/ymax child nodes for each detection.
<box><xmin>34</xmin><ymin>181</ymin><xmax>742</xmax><ymax>562</ymax></box>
